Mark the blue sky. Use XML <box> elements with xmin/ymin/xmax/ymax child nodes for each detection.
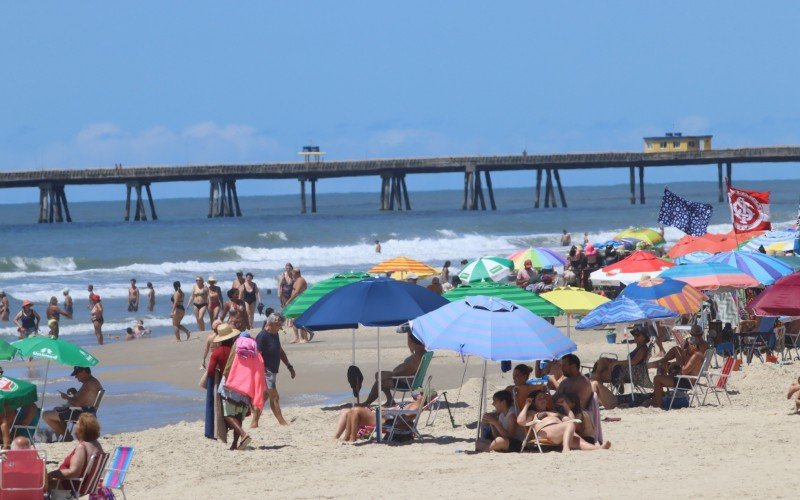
<box><xmin>2</xmin><ymin>1</ymin><xmax>800</xmax><ymax>203</ymax></box>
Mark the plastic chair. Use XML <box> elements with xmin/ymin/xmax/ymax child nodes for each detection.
<box><xmin>103</xmin><ymin>446</ymin><xmax>135</xmax><ymax>500</ymax></box>
<box><xmin>0</xmin><ymin>449</ymin><xmax>46</xmax><ymax>500</ymax></box>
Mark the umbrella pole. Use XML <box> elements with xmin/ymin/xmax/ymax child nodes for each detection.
<box><xmin>37</xmin><ymin>360</ymin><xmax>51</xmax><ymax>434</ymax></box>
<box><xmin>476</xmin><ymin>359</ymin><xmax>487</xmax><ymax>442</ymax></box>
<box><xmin>376</xmin><ymin>327</ymin><xmax>382</xmax><ymax>443</ymax></box>
<box><xmin>627</xmin><ymin>328</ymin><xmax>635</xmax><ymax>403</ymax></box>
<box><xmin>351</xmin><ymin>328</ymin><xmax>356</xmax><ymax>408</ymax></box>
<box><xmin>567</xmin><ymin>314</ymin><xmax>571</xmax><ymax>338</ymax></box>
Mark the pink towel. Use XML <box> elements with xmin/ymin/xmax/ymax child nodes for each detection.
<box><xmin>225</xmin><ymin>339</ymin><xmax>266</xmax><ymax>410</ymax></box>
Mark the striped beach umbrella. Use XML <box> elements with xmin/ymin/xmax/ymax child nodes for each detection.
<box><xmin>457</xmin><ymin>256</ymin><xmax>514</xmax><ymax>283</ymax></box>
<box><xmin>658</xmin><ymin>262</ymin><xmax>760</xmax><ymax>290</ymax></box>
<box><xmin>589</xmin><ymin>250</ymin><xmax>674</xmax><ymax>286</ymax></box>
<box><xmin>367</xmin><ymin>256</ymin><xmax>438</xmax><ymax>278</ymax></box>
<box><xmin>619</xmin><ymin>277</ymin><xmax>704</xmax><ymax>314</ymax></box>
<box><xmin>613</xmin><ymin>227</ymin><xmax>665</xmax><ymax>246</ymax></box>
<box><xmin>283</xmin><ymin>272</ymin><xmax>371</xmax><ymax>319</ymax></box>
<box><xmin>442</xmin><ymin>281</ymin><xmax>562</xmax><ymax>317</ymax></box>
<box><xmin>576</xmin><ymin>296</ymin><xmax>678</xmax><ymax>330</ymax></box>
<box><xmin>704</xmin><ymin>251</ymin><xmax>793</xmax><ymax>286</ymax></box>
<box><xmin>673</xmin><ymin>251</ymin><xmax>714</xmax><ymax>265</ymax></box>
<box><xmin>739</xmin><ymin>228</ymin><xmax>796</xmax><ymax>252</ymax></box>
<box><xmin>508</xmin><ymin>247</ymin><xmax>567</xmax><ymax>270</ymax></box>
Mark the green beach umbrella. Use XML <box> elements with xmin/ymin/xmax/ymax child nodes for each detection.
<box><xmin>443</xmin><ymin>281</ymin><xmax>562</xmax><ymax>317</ymax></box>
<box><xmin>283</xmin><ymin>272</ymin><xmax>372</xmax><ymax>319</ymax></box>
<box><xmin>0</xmin><ymin>338</ymin><xmax>19</xmax><ymax>361</ymax></box>
<box><xmin>12</xmin><ymin>336</ymin><xmax>99</xmax><ymax>367</ymax></box>
<box><xmin>457</xmin><ymin>257</ymin><xmax>514</xmax><ymax>283</ymax></box>
<box><xmin>0</xmin><ymin>376</ymin><xmax>37</xmax><ymax>411</ymax></box>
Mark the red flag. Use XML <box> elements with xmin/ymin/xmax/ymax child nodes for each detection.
<box><xmin>727</xmin><ymin>185</ymin><xmax>771</xmax><ymax>233</ymax></box>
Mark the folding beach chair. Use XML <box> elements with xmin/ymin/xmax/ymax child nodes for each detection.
<box><xmin>53</xmin><ymin>451</ymin><xmax>109</xmax><ymax>499</ymax></box>
<box><xmin>10</xmin><ymin>406</ymin><xmax>41</xmax><ymax>448</ymax></box>
<box><xmin>383</xmin><ymin>376</ymin><xmax>433</xmax><ymax>442</ymax></box>
<box><xmin>737</xmin><ymin>317</ymin><xmax>776</xmax><ymax>363</ymax></box>
<box><xmin>391</xmin><ymin>351</ymin><xmax>433</xmax><ymax>405</ymax></box>
<box><xmin>61</xmin><ymin>389</ymin><xmax>105</xmax><ymax>442</ymax></box>
<box><xmin>667</xmin><ymin>349</ymin><xmax>713</xmax><ymax>410</ymax></box>
<box><xmin>712</xmin><ymin>342</ymin><xmax>735</xmax><ymax>369</ymax></box>
<box><xmin>697</xmin><ymin>356</ymin><xmax>735</xmax><ymax>406</ymax></box>
<box><xmin>784</xmin><ymin>328</ymin><xmax>800</xmax><ymax>361</ymax></box>
<box><xmin>0</xmin><ymin>449</ymin><xmax>46</xmax><ymax>500</ymax></box>
<box><xmin>102</xmin><ymin>446</ymin><xmax>135</xmax><ymax>500</ymax></box>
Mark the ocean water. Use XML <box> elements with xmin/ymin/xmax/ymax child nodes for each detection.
<box><xmin>0</xmin><ymin>178</ymin><xmax>798</xmax><ymax>345</ymax></box>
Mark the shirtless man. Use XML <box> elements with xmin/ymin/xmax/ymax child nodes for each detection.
<box><xmin>560</xmin><ymin>229</ymin><xmax>571</xmax><ymax>246</ymax></box>
<box><xmin>62</xmin><ymin>289</ymin><xmax>73</xmax><ymax>317</ymax></box>
<box><xmin>46</xmin><ymin>296</ymin><xmax>72</xmax><ymax>339</ymax></box>
<box><xmin>146</xmin><ymin>282</ymin><xmax>155</xmax><ymax>312</ymax></box>
<box><xmin>42</xmin><ymin>367</ymin><xmax>103</xmax><ymax>439</ymax></box>
<box><xmin>86</xmin><ymin>285</ymin><xmax>94</xmax><ymax>310</ymax></box>
<box><xmin>362</xmin><ymin>333</ymin><xmax>425</xmax><ymax>407</ymax></box>
<box><xmin>554</xmin><ymin>353</ymin><xmax>593</xmax><ymax>410</ymax></box>
<box><xmin>647</xmin><ymin>337</ymin><xmax>705</xmax><ymax>408</ymax></box>
<box><xmin>0</xmin><ymin>290</ymin><xmax>8</xmax><ymax>321</ymax></box>
<box><xmin>128</xmin><ymin>279</ymin><xmax>139</xmax><ymax>312</ymax></box>
<box><xmin>231</xmin><ymin>271</ymin><xmax>246</xmax><ymax>300</ymax></box>
<box><xmin>288</xmin><ymin>268</ymin><xmax>309</xmax><ymax>343</ymax></box>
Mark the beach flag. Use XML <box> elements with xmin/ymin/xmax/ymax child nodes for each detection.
<box><xmin>727</xmin><ymin>185</ymin><xmax>771</xmax><ymax>233</ymax></box>
<box><xmin>657</xmin><ymin>188</ymin><xmax>713</xmax><ymax>236</ymax></box>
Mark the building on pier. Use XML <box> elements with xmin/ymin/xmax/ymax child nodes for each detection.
<box><xmin>644</xmin><ymin>133</ymin><xmax>712</xmax><ymax>153</ymax></box>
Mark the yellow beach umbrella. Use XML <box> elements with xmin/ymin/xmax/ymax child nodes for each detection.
<box><xmin>368</xmin><ymin>256</ymin><xmax>438</xmax><ymax>279</ymax></box>
<box><xmin>614</xmin><ymin>227</ymin><xmax>665</xmax><ymax>246</ymax></box>
<box><xmin>540</xmin><ymin>286</ymin><xmax>611</xmax><ymax>337</ymax></box>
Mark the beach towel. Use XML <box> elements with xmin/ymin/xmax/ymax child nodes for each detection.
<box><xmin>225</xmin><ymin>339</ymin><xmax>267</xmax><ymax>410</ymax></box>
<box><xmin>213</xmin><ymin>372</ymin><xmax>227</xmax><ymax>443</ymax></box>
<box><xmin>204</xmin><ymin>374</ymin><xmax>215</xmax><ymax>439</ymax></box>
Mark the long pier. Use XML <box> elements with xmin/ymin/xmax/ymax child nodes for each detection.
<box><xmin>3</xmin><ymin>145</ymin><xmax>800</xmax><ymax>222</ymax></box>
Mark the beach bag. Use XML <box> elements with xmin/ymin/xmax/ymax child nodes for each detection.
<box><xmin>90</xmin><ymin>486</ymin><xmax>116</xmax><ymax>500</ymax></box>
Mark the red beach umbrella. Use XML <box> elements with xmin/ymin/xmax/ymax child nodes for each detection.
<box><xmin>746</xmin><ymin>272</ymin><xmax>800</xmax><ymax>316</ymax></box>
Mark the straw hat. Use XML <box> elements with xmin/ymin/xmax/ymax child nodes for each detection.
<box><xmin>214</xmin><ymin>323</ymin><xmax>241</xmax><ymax>342</ymax></box>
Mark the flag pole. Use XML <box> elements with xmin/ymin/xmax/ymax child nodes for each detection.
<box><xmin>725</xmin><ymin>177</ymin><xmax>741</xmax><ymax>247</ymax></box>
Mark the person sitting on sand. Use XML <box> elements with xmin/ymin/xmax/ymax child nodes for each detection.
<box><xmin>516</xmin><ymin>390</ymin><xmax>610</xmax><ymax>452</ymax></box>
<box><xmin>506</xmin><ymin>363</ymin><xmax>534</xmax><ymax>392</ymax></box>
<box><xmin>644</xmin><ymin>337</ymin><xmax>705</xmax><ymax>408</ymax></box>
<box><xmin>787</xmin><ymin>376</ymin><xmax>800</xmax><ymax>414</ymax></box>
<box><xmin>476</xmin><ymin>390</ymin><xmax>526</xmax><ymax>452</ymax></box>
<box><xmin>42</xmin><ymin>367</ymin><xmax>103</xmax><ymax>440</ymax></box>
<box><xmin>48</xmin><ymin>413</ymin><xmax>104</xmax><ymax>492</ymax></box>
<box><xmin>591</xmin><ymin>326</ymin><xmax>650</xmax><ymax>389</ymax></box>
<box><xmin>361</xmin><ymin>332</ymin><xmax>426</xmax><ymax>408</ymax></box>
<box><xmin>554</xmin><ymin>354</ymin><xmax>594</xmax><ymax>410</ymax></box>
<box><xmin>333</xmin><ymin>392</ymin><xmax>427</xmax><ymax>442</ymax></box>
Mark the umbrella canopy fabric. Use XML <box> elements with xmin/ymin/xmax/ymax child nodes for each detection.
<box><xmin>590</xmin><ymin>250</ymin><xmax>674</xmax><ymax>286</ymax></box>
<box><xmin>619</xmin><ymin>277</ymin><xmax>704</xmax><ymax>314</ymax></box>
<box><xmin>442</xmin><ymin>281</ymin><xmax>562</xmax><ymax>317</ymax></box>
<box><xmin>283</xmin><ymin>272</ymin><xmax>371</xmax><ymax>319</ymax></box>
<box><xmin>294</xmin><ymin>277</ymin><xmax>449</xmax><ymax>330</ymax></box>
<box><xmin>12</xmin><ymin>336</ymin><xmax>99</xmax><ymax>367</ymax></box>
<box><xmin>0</xmin><ymin>376</ymin><xmax>37</xmax><ymax>410</ymax></box>
<box><xmin>658</xmin><ymin>262</ymin><xmax>760</xmax><ymax>290</ymax></box>
<box><xmin>457</xmin><ymin>257</ymin><xmax>514</xmax><ymax>283</ymax></box>
<box><xmin>667</xmin><ymin>233</ymin><xmax>739</xmax><ymax>259</ymax></box>
<box><xmin>508</xmin><ymin>247</ymin><xmax>567</xmax><ymax>270</ymax></box>
<box><xmin>674</xmin><ymin>251</ymin><xmax>714</xmax><ymax>265</ymax></box>
<box><xmin>412</xmin><ymin>296</ymin><xmax>576</xmax><ymax>361</ymax></box>
<box><xmin>576</xmin><ymin>297</ymin><xmax>678</xmax><ymax>330</ymax></box>
<box><xmin>0</xmin><ymin>339</ymin><xmax>19</xmax><ymax>361</ymax></box>
<box><xmin>595</xmin><ymin>239</ymin><xmax>635</xmax><ymax>251</ymax></box>
<box><xmin>739</xmin><ymin>228</ymin><xmax>796</xmax><ymax>252</ymax></box>
<box><xmin>614</xmin><ymin>227</ymin><xmax>665</xmax><ymax>246</ymax></box>
<box><xmin>704</xmin><ymin>251</ymin><xmax>793</xmax><ymax>286</ymax></box>
<box><xmin>539</xmin><ymin>287</ymin><xmax>610</xmax><ymax>315</ymax></box>
<box><xmin>772</xmin><ymin>255</ymin><xmax>800</xmax><ymax>270</ymax></box>
<box><xmin>746</xmin><ymin>272</ymin><xmax>800</xmax><ymax>316</ymax></box>
<box><xmin>367</xmin><ymin>257</ymin><xmax>438</xmax><ymax>278</ymax></box>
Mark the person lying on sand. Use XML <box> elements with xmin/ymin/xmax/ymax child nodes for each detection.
<box><xmin>787</xmin><ymin>377</ymin><xmax>800</xmax><ymax>414</ymax></box>
<box><xmin>516</xmin><ymin>390</ymin><xmax>610</xmax><ymax>452</ymax></box>
<box><xmin>333</xmin><ymin>393</ymin><xmax>426</xmax><ymax>442</ymax></box>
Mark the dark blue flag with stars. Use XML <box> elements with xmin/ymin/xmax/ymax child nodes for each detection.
<box><xmin>657</xmin><ymin>188</ymin><xmax>713</xmax><ymax>236</ymax></box>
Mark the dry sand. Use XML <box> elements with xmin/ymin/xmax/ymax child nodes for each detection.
<box><xmin>36</xmin><ymin>323</ymin><xmax>800</xmax><ymax>499</ymax></box>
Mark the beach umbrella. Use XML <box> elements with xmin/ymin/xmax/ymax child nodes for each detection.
<box><xmin>738</xmin><ymin>228</ymin><xmax>796</xmax><ymax>252</ymax></box>
<box><xmin>704</xmin><ymin>251</ymin><xmax>793</xmax><ymax>286</ymax></box>
<box><xmin>658</xmin><ymin>262</ymin><xmax>760</xmax><ymax>291</ymax></box>
<box><xmin>596</xmin><ymin>239</ymin><xmax>635</xmax><ymax>251</ymax></box>
<box><xmin>367</xmin><ymin>257</ymin><xmax>438</xmax><ymax>279</ymax></box>
<box><xmin>457</xmin><ymin>256</ymin><xmax>514</xmax><ymax>283</ymax></box>
<box><xmin>442</xmin><ymin>281</ymin><xmax>562</xmax><ymax>317</ymax></box>
<box><xmin>772</xmin><ymin>255</ymin><xmax>800</xmax><ymax>270</ymax></box>
<box><xmin>746</xmin><ymin>272</ymin><xmax>800</xmax><ymax>316</ymax></box>
<box><xmin>589</xmin><ymin>250</ymin><xmax>674</xmax><ymax>286</ymax></box>
<box><xmin>667</xmin><ymin>233</ymin><xmax>739</xmax><ymax>259</ymax></box>
<box><xmin>411</xmin><ymin>295</ymin><xmax>576</xmax><ymax>438</ymax></box>
<box><xmin>507</xmin><ymin>247</ymin><xmax>567</xmax><ymax>270</ymax></box>
<box><xmin>619</xmin><ymin>277</ymin><xmax>704</xmax><ymax>314</ymax></box>
<box><xmin>0</xmin><ymin>376</ymin><xmax>38</xmax><ymax>412</ymax></box>
<box><xmin>674</xmin><ymin>251</ymin><xmax>714</xmax><ymax>265</ymax></box>
<box><xmin>540</xmin><ymin>286</ymin><xmax>610</xmax><ymax>336</ymax></box>
<box><xmin>294</xmin><ymin>277</ymin><xmax>448</xmax><ymax>442</ymax></box>
<box><xmin>283</xmin><ymin>272</ymin><xmax>371</xmax><ymax>319</ymax></box>
<box><xmin>0</xmin><ymin>339</ymin><xmax>19</xmax><ymax>361</ymax></box>
<box><xmin>613</xmin><ymin>227</ymin><xmax>665</xmax><ymax>246</ymax></box>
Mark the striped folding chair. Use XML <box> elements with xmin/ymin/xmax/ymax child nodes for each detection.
<box><xmin>102</xmin><ymin>446</ymin><xmax>135</xmax><ymax>500</ymax></box>
<box><xmin>697</xmin><ymin>356</ymin><xmax>735</xmax><ymax>406</ymax></box>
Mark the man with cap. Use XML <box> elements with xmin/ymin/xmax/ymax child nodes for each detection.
<box><xmin>13</xmin><ymin>300</ymin><xmax>40</xmax><ymax>339</ymax></box>
<box><xmin>406</xmin><ymin>272</ymin><xmax>419</xmax><ymax>285</ymax></box>
<box><xmin>252</xmin><ymin>313</ymin><xmax>296</xmax><ymax>427</ymax></box>
<box><xmin>515</xmin><ymin>259</ymin><xmax>538</xmax><ymax>288</ymax></box>
<box><xmin>42</xmin><ymin>366</ymin><xmax>103</xmax><ymax>440</ymax></box>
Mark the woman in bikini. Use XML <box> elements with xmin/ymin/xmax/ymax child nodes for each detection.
<box><xmin>332</xmin><ymin>393</ymin><xmax>426</xmax><ymax>442</ymax></box>
<box><xmin>89</xmin><ymin>294</ymin><xmax>104</xmax><ymax>345</ymax></box>
<box><xmin>242</xmin><ymin>272</ymin><xmax>262</xmax><ymax>327</ymax></box>
<box><xmin>207</xmin><ymin>277</ymin><xmax>224</xmax><ymax>321</ymax></box>
<box><xmin>516</xmin><ymin>390</ymin><xmax>610</xmax><ymax>452</ymax></box>
<box><xmin>171</xmin><ymin>281</ymin><xmax>191</xmax><ymax>341</ymax></box>
<box><xmin>220</xmin><ymin>288</ymin><xmax>250</xmax><ymax>332</ymax></box>
<box><xmin>46</xmin><ymin>296</ymin><xmax>72</xmax><ymax>339</ymax></box>
<box><xmin>191</xmin><ymin>276</ymin><xmax>210</xmax><ymax>332</ymax></box>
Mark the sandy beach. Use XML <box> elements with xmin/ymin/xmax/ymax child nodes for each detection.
<box><xmin>31</xmin><ymin>322</ymin><xmax>800</xmax><ymax>499</ymax></box>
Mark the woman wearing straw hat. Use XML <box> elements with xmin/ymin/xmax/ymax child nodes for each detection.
<box><xmin>207</xmin><ymin>324</ymin><xmax>252</xmax><ymax>450</ymax></box>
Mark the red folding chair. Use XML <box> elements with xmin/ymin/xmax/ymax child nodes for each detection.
<box><xmin>698</xmin><ymin>356</ymin><xmax>735</xmax><ymax>406</ymax></box>
<box><xmin>0</xmin><ymin>449</ymin><xmax>46</xmax><ymax>500</ymax></box>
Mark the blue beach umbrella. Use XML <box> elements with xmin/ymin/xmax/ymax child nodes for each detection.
<box><xmin>704</xmin><ymin>251</ymin><xmax>793</xmax><ymax>285</ymax></box>
<box><xmin>576</xmin><ymin>296</ymin><xmax>678</xmax><ymax>330</ymax></box>
<box><xmin>674</xmin><ymin>251</ymin><xmax>714</xmax><ymax>265</ymax></box>
<box><xmin>412</xmin><ymin>295</ymin><xmax>576</xmax><ymax>437</ymax></box>
<box><xmin>294</xmin><ymin>277</ymin><xmax>448</xmax><ymax>442</ymax></box>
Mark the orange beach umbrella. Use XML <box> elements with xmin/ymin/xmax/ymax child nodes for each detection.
<box><xmin>368</xmin><ymin>257</ymin><xmax>438</xmax><ymax>279</ymax></box>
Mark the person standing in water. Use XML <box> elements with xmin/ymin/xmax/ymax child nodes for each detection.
<box><xmin>375</xmin><ymin>240</ymin><xmax>381</xmax><ymax>253</ymax></box>
<box><xmin>13</xmin><ymin>300</ymin><xmax>40</xmax><ymax>338</ymax></box>
<box><xmin>89</xmin><ymin>294</ymin><xmax>104</xmax><ymax>345</ymax></box>
<box><xmin>190</xmin><ymin>276</ymin><xmax>210</xmax><ymax>332</ymax></box>
<box><xmin>207</xmin><ymin>277</ymin><xmax>224</xmax><ymax>321</ymax></box>
<box><xmin>278</xmin><ymin>264</ymin><xmax>294</xmax><ymax>309</ymax></box>
<box><xmin>128</xmin><ymin>279</ymin><xmax>140</xmax><ymax>312</ymax></box>
<box><xmin>0</xmin><ymin>290</ymin><xmax>8</xmax><ymax>321</ymax></box>
<box><xmin>242</xmin><ymin>273</ymin><xmax>262</xmax><ymax>329</ymax></box>
<box><xmin>561</xmin><ymin>230</ymin><xmax>571</xmax><ymax>246</ymax></box>
<box><xmin>62</xmin><ymin>289</ymin><xmax>73</xmax><ymax>317</ymax></box>
<box><xmin>146</xmin><ymin>282</ymin><xmax>155</xmax><ymax>312</ymax></box>
<box><xmin>86</xmin><ymin>285</ymin><xmax>94</xmax><ymax>311</ymax></box>
<box><xmin>171</xmin><ymin>281</ymin><xmax>191</xmax><ymax>341</ymax></box>
<box><xmin>47</xmin><ymin>296</ymin><xmax>72</xmax><ymax>339</ymax></box>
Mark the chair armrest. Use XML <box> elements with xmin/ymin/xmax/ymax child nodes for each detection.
<box><xmin>675</xmin><ymin>374</ymin><xmax>699</xmax><ymax>381</ymax></box>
